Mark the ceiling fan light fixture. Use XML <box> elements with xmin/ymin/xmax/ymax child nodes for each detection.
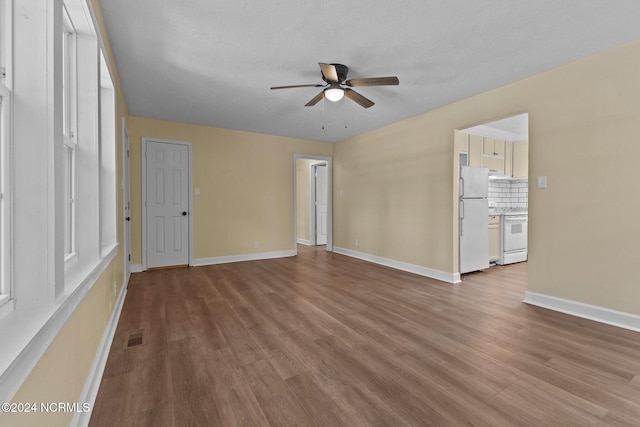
<box><xmin>324</xmin><ymin>87</ymin><xmax>344</xmax><ymax>102</ymax></box>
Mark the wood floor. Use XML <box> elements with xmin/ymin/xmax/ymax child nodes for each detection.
<box><xmin>90</xmin><ymin>246</ymin><xmax>640</xmax><ymax>426</ymax></box>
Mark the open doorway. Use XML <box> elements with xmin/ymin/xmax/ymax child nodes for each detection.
<box><xmin>454</xmin><ymin>113</ymin><xmax>529</xmax><ymax>276</ymax></box>
<box><xmin>294</xmin><ymin>155</ymin><xmax>332</xmax><ymax>253</ymax></box>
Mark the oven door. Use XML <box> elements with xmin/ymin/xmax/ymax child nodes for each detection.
<box><xmin>503</xmin><ymin>215</ymin><xmax>528</xmax><ymax>252</ymax></box>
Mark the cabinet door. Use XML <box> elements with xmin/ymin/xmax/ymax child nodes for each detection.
<box><xmin>494</xmin><ymin>139</ymin><xmax>505</xmax><ymax>157</ymax></box>
<box><xmin>505</xmin><ymin>141</ymin><xmax>513</xmax><ymax>177</ymax></box>
<box><xmin>483</xmin><ymin>137</ymin><xmax>495</xmax><ymax>155</ymax></box>
<box><xmin>489</xmin><ymin>223</ymin><xmax>500</xmax><ymax>261</ymax></box>
<box><xmin>469</xmin><ymin>134</ymin><xmax>483</xmax><ymax>167</ymax></box>
<box><xmin>512</xmin><ymin>141</ymin><xmax>529</xmax><ymax>178</ymax></box>
<box><xmin>482</xmin><ymin>155</ymin><xmax>504</xmax><ymax>173</ymax></box>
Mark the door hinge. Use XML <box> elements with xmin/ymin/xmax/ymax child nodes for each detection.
<box><xmin>128</xmin><ymin>254</ymin><xmax>131</xmax><ymax>261</ymax></box>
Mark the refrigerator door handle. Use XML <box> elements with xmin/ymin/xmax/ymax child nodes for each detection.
<box><xmin>459</xmin><ymin>177</ymin><xmax>465</xmax><ymax>198</ymax></box>
<box><xmin>459</xmin><ymin>200</ymin><xmax>464</xmax><ymax>236</ymax></box>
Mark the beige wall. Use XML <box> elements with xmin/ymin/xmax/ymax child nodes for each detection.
<box><xmin>334</xmin><ymin>112</ymin><xmax>456</xmax><ymax>273</ymax></box>
<box><xmin>334</xmin><ymin>40</ymin><xmax>640</xmax><ymax>315</ymax></box>
<box><xmin>128</xmin><ymin>117</ymin><xmax>333</xmax><ymax>263</ymax></box>
<box><xmin>4</xmin><ymin>1</ymin><xmax>129</xmax><ymax>426</ymax></box>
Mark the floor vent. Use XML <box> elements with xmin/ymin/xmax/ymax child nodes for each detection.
<box><xmin>125</xmin><ymin>329</ymin><xmax>145</xmax><ymax>349</ymax></box>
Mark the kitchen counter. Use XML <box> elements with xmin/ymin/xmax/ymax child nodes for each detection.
<box><xmin>489</xmin><ymin>209</ymin><xmax>528</xmax><ymax>216</ymax></box>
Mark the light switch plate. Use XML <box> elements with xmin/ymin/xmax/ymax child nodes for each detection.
<box><xmin>537</xmin><ymin>176</ymin><xmax>547</xmax><ymax>189</ymax></box>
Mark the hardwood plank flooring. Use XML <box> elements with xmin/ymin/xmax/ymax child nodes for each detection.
<box><xmin>89</xmin><ymin>245</ymin><xmax>640</xmax><ymax>426</ymax></box>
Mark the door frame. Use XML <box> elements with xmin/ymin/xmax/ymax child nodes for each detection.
<box><xmin>141</xmin><ymin>137</ymin><xmax>193</xmax><ymax>270</ymax></box>
<box><xmin>309</xmin><ymin>161</ymin><xmax>328</xmax><ymax>245</ymax></box>
<box><xmin>122</xmin><ymin>118</ymin><xmax>131</xmax><ymax>283</ymax></box>
<box><xmin>293</xmin><ymin>154</ymin><xmax>332</xmax><ymax>254</ymax></box>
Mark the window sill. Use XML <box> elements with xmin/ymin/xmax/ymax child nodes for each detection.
<box><xmin>0</xmin><ymin>294</ymin><xmax>13</xmax><ymax>320</ymax></box>
<box><xmin>0</xmin><ymin>244</ymin><xmax>118</xmax><ymax>404</ymax></box>
<box><xmin>64</xmin><ymin>252</ymin><xmax>78</xmax><ymax>264</ymax></box>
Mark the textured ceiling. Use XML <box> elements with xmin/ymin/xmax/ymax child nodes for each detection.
<box><xmin>100</xmin><ymin>0</ymin><xmax>640</xmax><ymax>143</ymax></box>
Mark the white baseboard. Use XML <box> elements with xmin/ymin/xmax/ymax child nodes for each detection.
<box><xmin>71</xmin><ymin>282</ymin><xmax>128</xmax><ymax>427</ymax></box>
<box><xmin>192</xmin><ymin>250</ymin><xmax>296</xmax><ymax>267</ymax></box>
<box><xmin>297</xmin><ymin>238</ymin><xmax>312</xmax><ymax>246</ymax></box>
<box><xmin>131</xmin><ymin>264</ymin><xmax>143</xmax><ymax>273</ymax></box>
<box><xmin>523</xmin><ymin>291</ymin><xmax>640</xmax><ymax>332</ymax></box>
<box><xmin>333</xmin><ymin>247</ymin><xmax>459</xmax><ymax>284</ymax></box>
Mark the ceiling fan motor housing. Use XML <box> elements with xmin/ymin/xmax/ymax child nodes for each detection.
<box><xmin>323</xmin><ymin>63</ymin><xmax>349</xmax><ymax>83</ymax></box>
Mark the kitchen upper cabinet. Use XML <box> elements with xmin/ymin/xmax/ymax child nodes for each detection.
<box><xmin>483</xmin><ymin>138</ymin><xmax>505</xmax><ymax>157</ymax></box>
<box><xmin>483</xmin><ymin>138</ymin><xmax>495</xmax><ymax>155</ymax></box>
<box><xmin>469</xmin><ymin>134</ymin><xmax>483</xmax><ymax>167</ymax></box>
<box><xmin>488</xmin><ymin>215</ymin><xmax>500</xmax><ymax>262</ymax></box>
<box><xmin>512</xmin><ymin>141</ymin><xmax>529</xmax><ymax>178</ymax></box>
<box><xmin>482</xmin><ymin>155</ymin><xmax>504</xmax><ymax>173</ymax></box>
<box><xmin>505</xmin><ymin>141</ymin><xmax>513</xmax><ymax>177</ymax></box>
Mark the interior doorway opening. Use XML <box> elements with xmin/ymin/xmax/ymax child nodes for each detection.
<box><xmin>294</xmin><ymin>155</ymin><xmax>332</xmax><ymax>254</ymax></box>
<box><xmin>454</xmin><ymin>113</ymin><xmax>529</xmax><ymax>276</ymax></box>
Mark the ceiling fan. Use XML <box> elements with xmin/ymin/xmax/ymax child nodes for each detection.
<box><xmin>270</xmin><ymin>63</ymin><xmax>399</xmax><ymax>109</ymax></box>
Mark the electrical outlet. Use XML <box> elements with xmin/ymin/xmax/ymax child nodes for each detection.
<box><xmin>253</xmin><ymin>241</ymin><xmax>259</xmax><ymax>249</ymax></box>
<box><xmin>113</xmin><ymin>281</ymin><xmax>117</xmax><ymax>297</ymax></box>
<box><xmin>354</xmin><ymin>239</ymin><xmax>359</xmax><ymax>247</ymax></box>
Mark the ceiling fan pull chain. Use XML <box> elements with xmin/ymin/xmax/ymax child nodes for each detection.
<box><xmin>322</xmin><ymin>98</ymin><xmax>325</xmax><ymax>130</ymax></box>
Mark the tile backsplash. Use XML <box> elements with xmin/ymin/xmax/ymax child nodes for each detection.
<box><xmin>488</xmin><ymin>179</ymin><xmax>528</xmax><ymax>210</ymax></box>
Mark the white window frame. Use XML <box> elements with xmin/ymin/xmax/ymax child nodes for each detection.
<box><xmin>0</xmin><ymin>0</ymin><xmax>10</xmax><ymax>88</ymax></box>
<box><xmin>62</xmin><ymin>5</ymin><xmax>78</xmax><ymax>261</ymax></box>
<box><xmin>99</xmin><ymin>49</ymin><xmax>117</xmax><ymax>254</ymax></box>
<box><xmin>0</xmin><ymin>85</ymin><xmax>10</xmax><ymax>310</ymax></box>
<box><xmin>0</xmin><ymin>0</ymin><xmax>12</xmax><ymax>312</ymax></box>
<box><xmin>1</xmin><ymin>0</ymin><xmax>120</xmax><ymax>405</ymax></box>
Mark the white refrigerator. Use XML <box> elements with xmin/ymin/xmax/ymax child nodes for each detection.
<box><xmin>459</xmin><ymin>166</ymin><xmax>489</xmax><ymax>274</ymax></box>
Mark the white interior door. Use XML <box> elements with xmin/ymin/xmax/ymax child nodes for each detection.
<box><xmin>315</xmin><ymin>164</ymin><xmax>328</xmax><ymax>245</ymax></box>
<box><xmin>145</xmin><ymin>140</ymin><xmax>190</xmax><ymax>268</ymax></box>
<box><xmin>123</xmin><ymin>120</ymin><xmax>131</xmax><ymax>281</ymax></box>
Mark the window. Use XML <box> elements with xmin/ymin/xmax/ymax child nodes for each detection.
<box><xmin>0</xmin><ymin>0</ymin><xmax>11</xmax><ymax>311</ymax></box>
<box><xmin>99</xmin><ymin>51</ymin><xmax>116</xmax><ymax>253</ymax></box>
<box><xmin>62</xmin><ymin>6</ymin><xmax>77</xmax><ymax>260</ymax></box>
<box><xmin>1</xmin><ymin>0</ymin><xmax>121</xmax><ymax>400</ymax></box>
<box><xmin>0</xmin><ymin>87</ymin><xmax>9</xmax><ymax>309</ymax></box>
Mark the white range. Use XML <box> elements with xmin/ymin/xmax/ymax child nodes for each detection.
<box><xmin>497</xmin><ymin>213</ymin><xmax>528</xmax><ymax>265</ymax></box>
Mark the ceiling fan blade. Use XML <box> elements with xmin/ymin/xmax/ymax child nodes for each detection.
<box><xmin>305</xmin><ymin>91</ymin><xmax>325</xmax><ymax>107</ymax></box>
<box><xmin>319</xmin><ymin>63</ymin><xmax>339</xmax><ymax>82</ymax></box>
<box><xmin>271</xmin><ymin>84</ymin><xmax>324</xmax><ymax>90</ymax></box>
<box><xmin>345</xmin><ymin>88</ymin><xmax>374</xmax><ymax>108</ymax></box>
<box><xmin>345</xmin><ymin>76</ymin><xmax>399</xmax><ymax>87</ymax></box>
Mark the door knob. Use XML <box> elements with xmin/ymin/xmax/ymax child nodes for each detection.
<box><xmin>125</xmin><ymin>217</ymin><xmax>131</xmax><ymax>221</ymax></box>
<box><xmin>182</xmin><ymin>212</ymin><xmax>187</xmax><ymax>216</ymax></box>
